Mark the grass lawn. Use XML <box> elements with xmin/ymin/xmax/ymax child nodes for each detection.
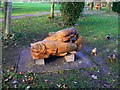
<box><xmin>2</xmin><ymin>10</ymin><xmax>119</xmax><ymax>89</ymax></box>
<box><xmin>0</xmin><ymin>2</ymin><xmax>60</xmax><ymax>18</ymax></box>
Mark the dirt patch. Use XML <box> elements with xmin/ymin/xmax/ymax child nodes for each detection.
<box><xmin>2</xmin><ymin>33</ymin><xmax>47</xmax><ymax>70</ymax></box>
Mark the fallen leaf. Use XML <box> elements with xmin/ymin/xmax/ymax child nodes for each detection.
<box><xmin>106</xmin><ymin>49</ymin><xmax>110</xmax><ymax>53</ymax></box>
<box><xmin>25</xmin><ymin>86</ymin><xmax>30</xmax><ymax>90</ymax></box>
<box><xmin>28</xmin><ymin>76</ymin><xmax>33</xmax><ymax>81</ymax></box>
<box><xmin>91</xmin><ymin>74</ymin><xmax>97</xmax><ymax>79</ymax></box>
<box><xmin>62</xmin><ymin>84</ymin><xmax>68</xmax><ymax>89</ymax></box>
<box><xmin>44</xmin><ymin>79</ymin><xmax>48</xmax><ymax>82</ymax></box>
<box><xmin>113</xmin><ymin>49</ymin><xmax>117</xmax><ymax>52</ymax></box>
<box><xmin>12</xmin><ymin>80</ymin><xmax>18</xmax><ymax>84</ymax></box>
<box><xmin>14</xmin><ymin>84</ymin><xmax>18</xmax><ymax>88</ymax></box>
<box><xmin>4</xmin><ymin>78</ymin><xmax>9</xmax><ymax>82</ymax></box>
<box><xmin>19</xmin><ymin>72</ymin><xmax>24</xmax><ymax>75</ymax></box>
<box><xmin>97</xmin><ymin>70</ymin><xmax>100</xmax><ymax>72</ymax></box>
<box><xmin>8</xmin><ymin>75</ymin><xmax>13</xmax><ymax>79</ymax></box>
<box><xmin>113</xmin><ymin>79</ymin><xmax>115</xmax><ymax>82</ymax></box>
<box><xmin>103</xmin><ymin>83</ymin><xmax>110</xmax><ymax>88</ymax></box>
<box><xmin>79</xmin><ymin>61</ymin><xmax>82</xmax><ymax>64</ymax></box>
<box><xmin>22</xmin><ymin>79</ymin><xmax>25</xmax><ymax>83</ymax></box>
<box><xmin>74</xmin><ymin>81</ymin><xmax>77</xmax><ymax>84</ymax></box>
<box><xmin>56</xmin><ymin>84</ymin><xmax>61</xmax><ymax>88</ymax></box>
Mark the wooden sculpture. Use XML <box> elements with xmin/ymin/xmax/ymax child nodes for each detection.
<box><xmin>30</xmin><ymin>28</ymin><xmax>83</xmax><ymax>61</ymax></box>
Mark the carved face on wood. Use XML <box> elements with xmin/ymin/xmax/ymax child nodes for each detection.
<box><xmin>30</xmin><ymin>42</ymin><xmax>48</xmax><ymax>59</ymax></box>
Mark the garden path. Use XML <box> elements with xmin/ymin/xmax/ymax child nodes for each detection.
<box><xmin>0</xmin><ymin>10</ymin><xmax>60</xmax><ymax>22</ymax></box>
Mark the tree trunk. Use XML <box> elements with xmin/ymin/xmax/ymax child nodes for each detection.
<box><xmin>49</xmin><ymin>2</ymin><xmax>54</xmax><ymax>19</ymax></box>
<box><xmin>0</xmin><ymin>1</ymin><xmax>2</xmax><ymax>11</ymax></box>
<box><xmin>0</xmin><ymin>1</ymin><xmax>1</xmax><ymax>8</ymax></box>
<box><xmin>89</xmin><ymin>2</ymin><xmax>94</xmax><ymax>10</ymax></box>
<box><xmin>106</xmin><ymin>2</ymin><xmax>111</xmax><ymax>13</ymax></box>
<box><xmin>4</xmin><ymin>2</ymin><xmax>12</xmax><ymax>35</ymax></box>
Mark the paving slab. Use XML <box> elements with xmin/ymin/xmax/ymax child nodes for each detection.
<box><xmin>16</xmin><ymin>48</ymin><xmax>96</xmax><ymax>73</ymax></box>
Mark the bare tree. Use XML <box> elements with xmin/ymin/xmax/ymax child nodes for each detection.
<box><xmin>4</xmin><ymin>1</ymin><xmax>12</xmax><ymax>35</ymax></box>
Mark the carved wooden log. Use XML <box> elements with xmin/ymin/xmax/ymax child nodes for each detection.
<box><xmin>44</xmin><ymin>28</ymin><xmax>78</xmax><ymax>42</ymax></box>
<box><xmin>31</xmin><ymin>41</ymin><xmax>77</xmax><ymax>59</ymax></box>
<box><xmin>30</xmin><ymin>28</ymin><xmax>83</xmax><ymax>60</ymax></box>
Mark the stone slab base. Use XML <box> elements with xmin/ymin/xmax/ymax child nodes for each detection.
<box><xmin>16</xmin><ymin>48</ymin><xmax>95</xmax><ymax>73</ymax></box>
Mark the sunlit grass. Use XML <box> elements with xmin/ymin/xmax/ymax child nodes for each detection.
<box><xmin>0</xmin><ymin>2</ymin><xmax>60</xmax><ymax>18</ymax></box>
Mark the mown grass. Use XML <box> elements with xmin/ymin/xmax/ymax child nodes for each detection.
<box><xmin>2</xmin><ymin>10</ymin><xmax>119</xmax><ymax>89</ymax></box>
<box><xmin>78</xmin><ymin>10</ymin><xmax>118</xmax><ymax>50</ymax></box>
<box><xmin>0</xmin><ymin>2</ymin><xmax>60</xmax><ymax>18</ymax></box>
<box><xmin>12</xmin><ymin>15</ymin><xmax>64</xmax><ymax>33</ymax></box>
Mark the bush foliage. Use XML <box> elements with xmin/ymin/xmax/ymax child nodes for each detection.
<box><xmin>112</xmin><ymin>2</ymin><xmax>120</xmax><ymax>13</ymax></box>
<box><xmin>60</xmin><ymin>2</ymin><xmax>85</xmax><ymax>26</ymax></box>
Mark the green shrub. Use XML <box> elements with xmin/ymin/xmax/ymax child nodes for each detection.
<box><xmin>60</xmin><ymin>2</ymin><xmax>85</xmax><ymax>26</ymax></box>
<box><xmin>112</xmin><ymin>2</ymin><xmax>120</xmax><ymax>13</ymax></box>
<box><xmin>117</xmin><ymin>2</ymin><xmax>120</xmax><ymax>14</ymax></box>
